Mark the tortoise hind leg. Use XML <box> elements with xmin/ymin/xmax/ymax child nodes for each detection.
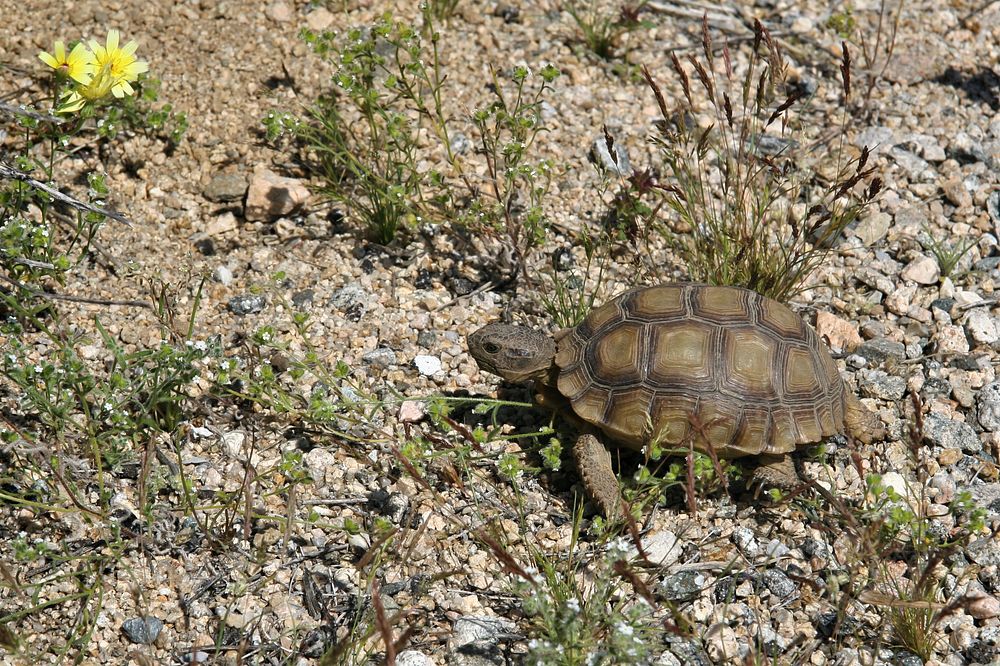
<box><xmin>845</xmin><ymin>394</ymin><xmax>884</xmax><ymax>444</ymax></box>
<box><xmin>573</xmin><ymin>434</ymin><xmax>623</xmax><ymax>518</ymax></box>
<box><xmin>748</xmin><ymin>455</ymin><xmax>803</xmax><ymax>497</ymax></box>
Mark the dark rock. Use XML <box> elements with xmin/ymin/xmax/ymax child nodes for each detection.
<box><xmin>228</xmin><ymin>294</ymin><xmax>266</xmax><ymax>315</ymax></box>
<box><xmin>858</xmin><ymin>369</ymin><xmax>907</xmax><ymax>400</ymax></box>
<box><xmin>920</xmin><ymin>375</ymin><xmax>953</xmax><ymax>401</ymax></box>
<box><xmin>892</xmin><ymin>650</ymin><xmax>924</xmax><ymax>666</ymax></box>
<box><xmin>815</xmin><ymin>610</ymin><xmax>860</xmax><ymax>638</ymax></box>
<box><xmin>666</xmin><ymin>638</ymin><xmax>712</xmax><ymax>666</ymax></box>
<box><xmin>291</xmin><ymin>289</ymin><xmax>315</xmax><ymax>307</ymax></box>
<box><xmin>121</xmin><ymin>616</ymin><xmax>163</xmax><ymax>644</ymax></box>
<box><xmin>976</xmin><ymin>256</ymin><xmax>1000</xmax><ymax>273</ymax></box>
<box><xmin>203</xmin><ymin>172</ymin><xmax>247</xmax><ymax>203</ymax></box>
<box><xmin>760</xmin><ymin>568</ymin><xmax>797</xmax><ymax>598</ymax></box>
<box><xmin>968</xmin><ymin>537</ymin><xmax>1000</xmax><ymax>568</ymax></box>
<box><xmin>979</xmin><ymin>381</ymin><xmax>1000</xmax><ymax>431</ymax></box>
<box><xmin>417</xmin><ymin>330</ymin><xmax>437</xmax><ymax>347</ymax></box>
<box><xmin>930</xmin><ymin>297</ymin><xmax>956</xmax><ymax>313</ymax></box>
<box><xmin>414</xmin><ymin>268</ymin><xmax>434</xmax><ymax>290</ymax></box>
<box><xmin>493</xmin><ymin>4</ymin><xmax>521</xmax><ymax>23</ymax></box>
<box><xmin>362</xmin><ymin>347</ymin><xmax>397</xmax><ymax>368</ymax></box>
<box><xmin>329</xmin><ymin>284</ymin><xmax>370</xmax><ymax>322</ymax></box>
<box><xmin>923</xmin><ymin>413</ymin><xmax>981</xmax><ymax>453</ymax></box>
<box><xmin>856</xmin><ymin>338</ymin><xmax>906</xmax><ymax>364</ymax></box>
<box><xmin>661</xmin><ymin>570</ymin><xmax>708</xmax><ymax>602</ymax></box>
<box><xmin>714</xmin><ymin>573</ymin><xmax>752</xmax><ymax>603</ymax></box>
<box><xmin>194</xmin><ymin>237</ymin><xmax>215</xmax><ymax>255</ymax></box>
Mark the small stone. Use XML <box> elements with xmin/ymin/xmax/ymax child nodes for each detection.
<box><xmin>923</xmin><ymin>413</ymin><xmax>981</xmax><ymax>453</ymax></box>
<box><xmin>203</xmin><ymin>172</ymin><xmax>247</xmax><ymax>203</ymax></box>
<box><xmin>292</xmin><ymin>289</ymin><xmax>314</xmax><ymax>307</ymax></box>
<box><xmin>305</xmin><ymin>7</ymin><xmax>334</xmax><ymax>31</ymax></box>
<box><xmin>979</xmin><ymin>381</ymin><xmax>1000</xmax><ymax>431</ymax></box>
<box><xmin>266</xmin><ymin>2</ymin><xmax>292</xmax><ymax>22</ymax></box>
<box><xmin>661</xmin><ymin>571</ymin><xmax>708</xmax><ymax>602</ymax></box>
<box><xmin>398</xmin><ymin>400</ymin><xmax>427</xmax><ymax>423</ymax></box>
<box><xmin>854</xmin><ymin>211</ymin><xmax>891</xmax><ymax>246</ymax></box>
<box><xmin>815</xmin><ymin>311</ymin><xmax>862</xmax><ymax>353</ymax></box>
<box><xmin>886</xmin><ymin>283</ymin><xmax>918</xmax><ymax>315</ymax></box>
<box><xmin>942</xmin><ymin>174</ymin><xmax>972</xmax><ymax>209</ymax></box>
<box><xmin>938</xmin><ymin>448</ymin><xmax>963</xmax><ymax>466</ymax></box>
<box><xmin>245</xmin><ymin>167</ymin><xmax>310</xmax><ymax>221</ymax></box>
<box><xmin>900</xmin><ymin>255</ymin><xmax>940</xmax><ymax>285</ymax></box>
<box><xmin>396</xmin><ymin>651</ymin><xmax>435</xmax><ymax>666</ymax></box>
<box><xmin>228</xmin><ymin>294</ymin><xmax>265</xmax><ymax>315</ymax></box>
<box><xmin>643</xmin><ymin>530</ymin><xmax>682</xmax><ymax>567</ymax></box>
<box><xmin>760</xmin><ymin>569</ymin><xmax>797</xmax><ymax>598</ymax></box>
<box><xmin>204</xmin><ymin>211</ymin><xmax>239</xmax><ymax>236</ymax></box>
<box><xmin>450</xmin><ymin>615</ymin><xmax>515</xmax><ymax>651</ymax></box>
<box><xmin>731</xmin><ymin>527</ymin><xmax>759</xmax><ymax>557</ymax></box>
<box><xmin>890</xmin><ymin>147</ymin><xmax>934</xmax><ymax>181</ymax></box>
<box><xmin>856</xmin><ymin>338</ymin><xmax>907</xmax><ymax>364</ymax></box>
<box><xmin>965</xmin><ymin>309</ymin><xmax>999</xmax><ymax>345</ymax></box>
<box><xmin>855</xmin><ymin>126</ymin><xmax>894</xmax><ymax>153</ymax></box>
<box><xmin>936</xmin><ymin>324</ymin><xmax>970</xmax><ymax>354</ymax></box>
<box><xmin>590</xmin><ymin>133</ymin><xmax>631</xmax><ymax>177</ymax></box>
<box><xmin>212</xmin><ymin>265</ymin><xmax>233</xmax><ymax>285</ymax></box>
<box><xmin>858</xmin><ymin>369</ymin><xmax>906</xmax><ymax>400</ymax></box>
<box><xmin>414</xmin><ymin>355</ymin><xmax>442</xmax><ymax>376</ymax></box>
<box><xmin>329</xmin><ymin>284</ymin><xmax>370</xmax><ymax>321</ymax></box>
<box><xmin>121</xmin><ymin>616</ymin><xmax>163</xmax><ymax>644</ymax></box>
<box><xmin>929</xmin><ymin>472</ymin><xmax>956</xmax><ymax>503</ymax></box>
<box><xmin>969</xmin><ymin>592</ymin><xmax>1000</xmax><ymax>619</ymax></box>
<box><xmin>363</xmin><ymin>348</ymin><xmax>397</xmax><ymax>368</ymax></box>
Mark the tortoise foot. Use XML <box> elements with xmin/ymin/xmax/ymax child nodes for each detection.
<box><xmin>572</xmin><ymin>434</ymin><xmax>623</xmax><ymax>518</ymax></box>
<box><xmin>748</xmin><ymin>455</ymin><xmax>804</xmax><ymax>497</ymax></box>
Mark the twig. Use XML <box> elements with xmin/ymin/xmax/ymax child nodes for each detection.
<box><xmin>0</xmin><ymin>100</ymin><xmax>64</xmax><ymax>124</ymax></box>
<box><xmin>0</xmin><ymin>272</ymin><xmax>151</xmax><ymax>308</ymax></box>
<box><xmin>0</xmin><ymin>162</ymin><xmax>131</xmax><ymax>225</ymax></box>
<box><xmin>645</xmin><ymin>1</ymin><xmax>747</xmax><ymax>34</ymax></box>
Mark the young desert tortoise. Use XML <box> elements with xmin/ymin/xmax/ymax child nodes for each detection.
<box><xmin>468</xmin><ymin>283</ymin><xmax>884</xmax><ymax>516</ymax></box>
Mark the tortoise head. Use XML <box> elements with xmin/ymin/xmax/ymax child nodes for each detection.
<box><xmin>468</xmin><ymin>323</ymin><xmax>556</xmax><ymax>383</ymax></box>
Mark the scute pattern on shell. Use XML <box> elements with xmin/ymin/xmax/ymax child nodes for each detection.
<box><xmin>554</xmin><ymin>284</ymin><xmax>846</xmax><ymax>457</ymax></box>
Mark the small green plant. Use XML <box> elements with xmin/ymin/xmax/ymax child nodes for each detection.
<box><xmin>565</xmin><ymin>1</ymin><xmax>650</xmax><ymax>60</ymax></box>
<box><xmin>425</xmin><ymin>0</ymin><xmax>461</xmax><ymax>21</ymax></box>
<box><xmin>477</xmin><ymin>510</ymin><xmax>663</xmax><ymax>665</ymax></box>
<box><xmin>921</xmin><ymin>224</ymin><xmax>977</xmax><ymax>279</ymax></box>
<box><xmin>806</xmin><ymin>397</ymin><xmax>988</xmax><ymax>661</ymax></box>
<box><xmin>272</xmin><ymin>11</ymin><xmax>559</xmax><ymax>276</ymax></box>
<box><xmin>644</xmin><ymin>18</ymin><xmax>881</xmax><ymax>301</ymax></box>
<box><xmin>827</xmin><ymin>0</ymin><xmax>904</xmax><ymax>111</ymax></box>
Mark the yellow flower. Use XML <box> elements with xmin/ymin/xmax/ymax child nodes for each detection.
<box><xmin>57</xmin><ymin>63</ymin><xmax>117</xmax><ymax>113</ymax></box>
<box><xmin>38</xmin><ymin>40</ymin><xmax>94</xmax><ymax>84</ymax></box>
<box><xmin>89</xmin><ymin>29</ymin><xmax>148</xmax><ymax>98</ymax></box>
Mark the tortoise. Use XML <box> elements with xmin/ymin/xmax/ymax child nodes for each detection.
<box><xmin>467</xmin><ymin>283</ymin><xmax>884</xmax><ymax>516</ymax></box>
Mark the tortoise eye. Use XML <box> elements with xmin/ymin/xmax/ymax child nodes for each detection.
<box><xmin>482</xmin><ymin>342</ymin><xmax>501</xmax><ymax>354</ymax></box>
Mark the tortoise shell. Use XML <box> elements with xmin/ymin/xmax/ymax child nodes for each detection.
<box><xmin>553</xmin><ymin>284</ymin><xmax>846</xmax><ymax>457</ymax></box>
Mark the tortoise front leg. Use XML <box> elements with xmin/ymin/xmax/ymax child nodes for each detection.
<box><xmin>573</xmin><ymin>434</ymin><xmax>624</xmax><ymax>518</ymax></box>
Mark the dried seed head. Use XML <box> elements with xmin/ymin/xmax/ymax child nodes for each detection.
<box><xmin>701</xmin><ymin>14</ymin><xmax>713</xmax><ymax>68</ymax></box>
<box><xmin>642</xmin><ymin>65</ymin><xmax>670</xmax><ymax>120</ymax></box>
<box><xmin>723</xmin><ymin>92</ymin><xmax>733</xmax><ymax>128</ymax></box>
<box><xmin>688</xmin><ymin>54</ymin><xmax>714</xmax><ymax>102</ymax></box>
<box><xmin>670</xmin><ymin>51</ymin><xmax>692</xmax><ymax>107</ymax></box>
<box><xmin>840</xmin><ymin>41</ymin><xmax>852</xmax><ymax>100</ymax></box>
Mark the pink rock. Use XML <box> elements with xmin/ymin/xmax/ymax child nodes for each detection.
<box><xmin>815</xmin><ymin>310</ymin><xmax>862</xmax><ymax>353</ymax></box>
<box><xmin>245</xmin><ymin>167</ymin><xmax>310</xmax><ymax>222</ymax></box>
